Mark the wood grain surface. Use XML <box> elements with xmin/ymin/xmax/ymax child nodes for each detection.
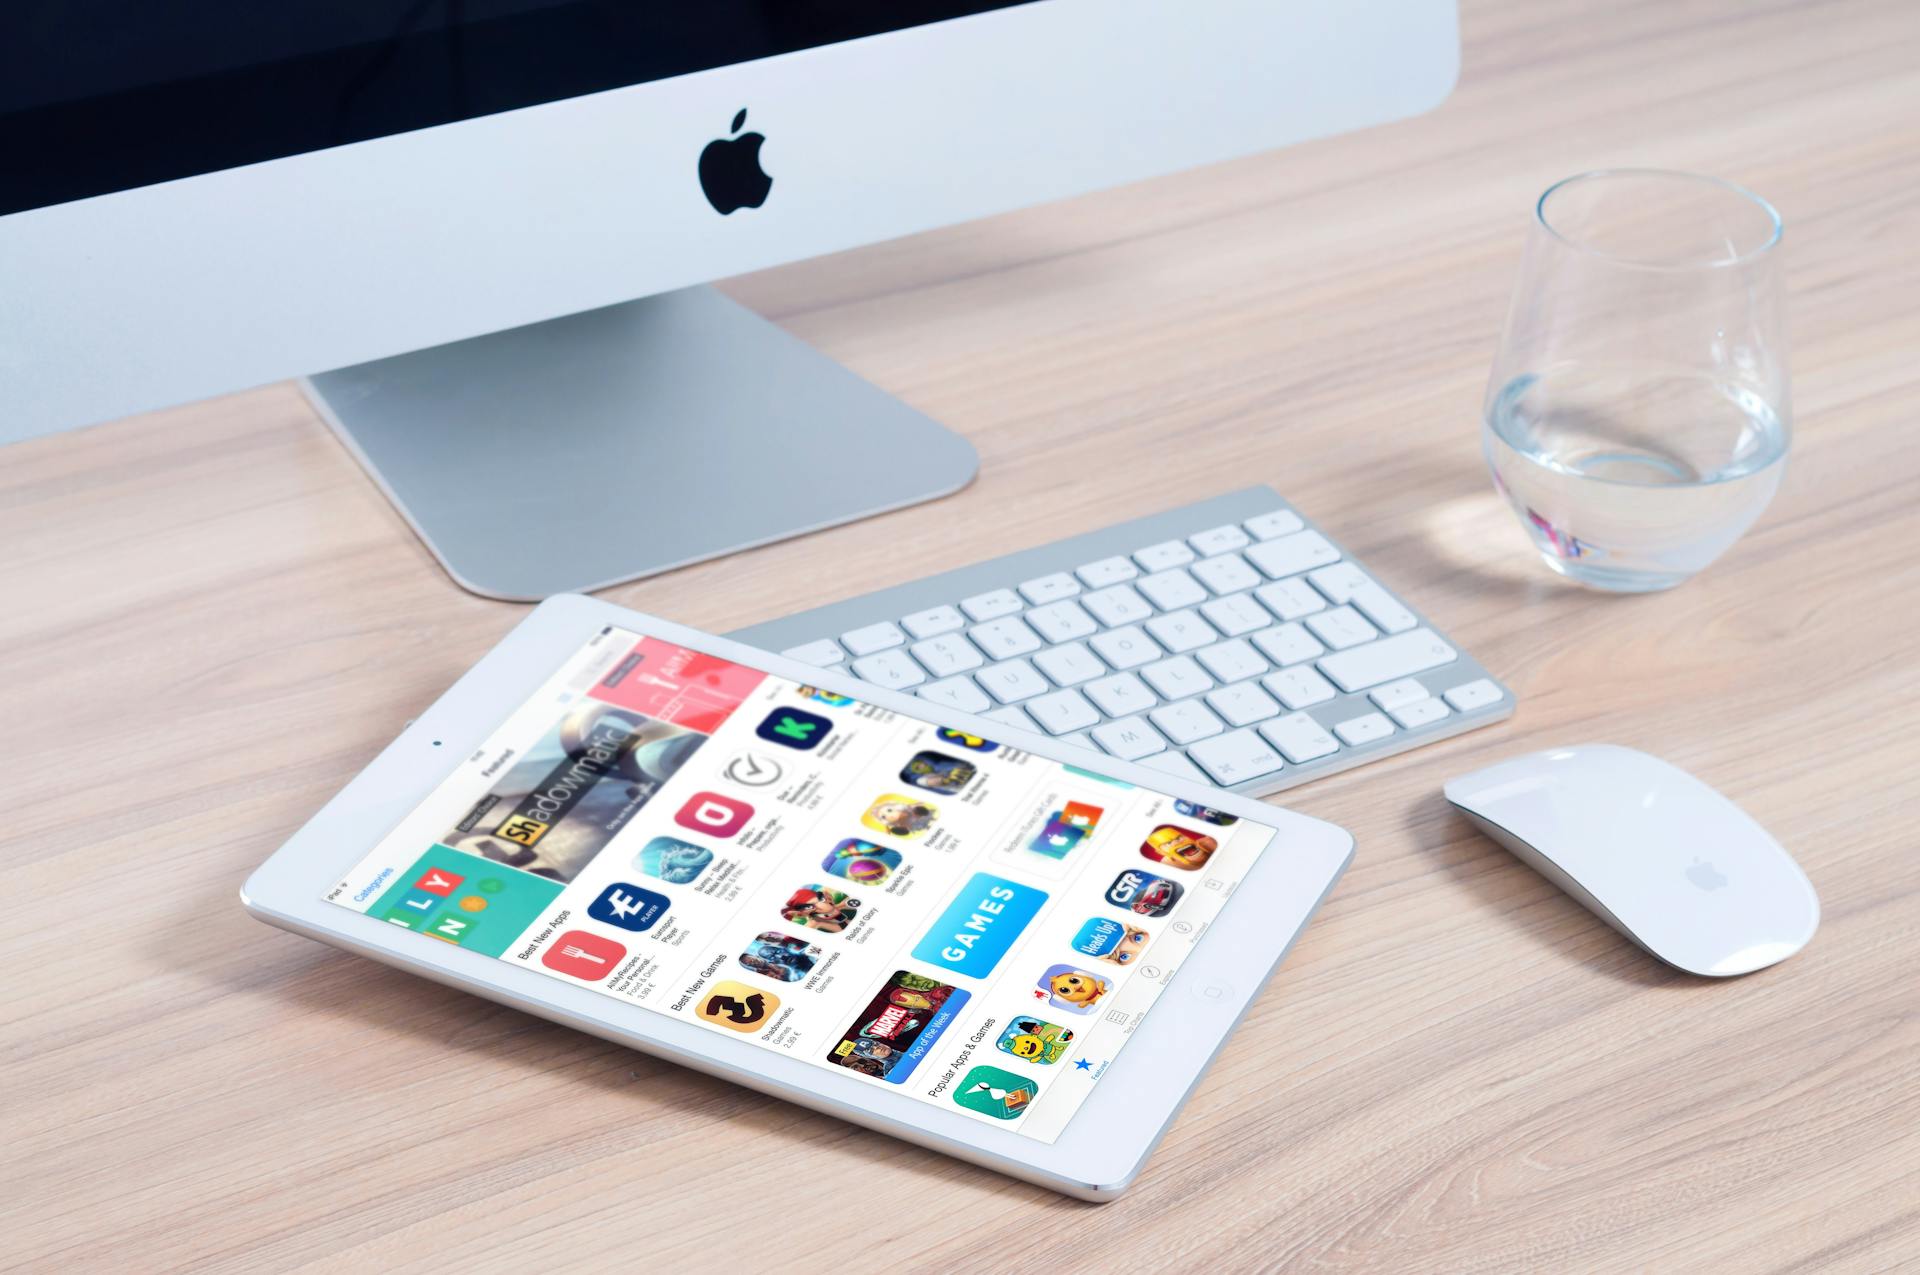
<box><xmin>4</xmin><ymin>1</ymin><xmax>1918</xmax><ymax>1269</ymax></box>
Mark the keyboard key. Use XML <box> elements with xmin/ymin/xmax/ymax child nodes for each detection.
<box><xmin>1199</xmin><ymin>593</ymin><xmax>1270</xmax><ymax>637</ymax></box>
<box><xmin>910</xmin><ymin>633</ymin><xmax>984</xmax><ymax>677</ymax></box>
<box><xmin>1145</xmin><ymin>608</ymin><xmax>1218</xmax><ymax>654</ymax></box>
<box><xmin>1306</xmin><ymin>562</ymin><xmax>1370</xmax><ymax>603</ymax></box>
<box><xmin>842</xmin><ymin>621</ymin><xmax>907</xmax><ymax>656</ymax></box>
<box><xmin>1369</xmin><ymin>678</ymin><xmax>1430</xmax><ymax>712</ymax></box>
<box><xmin>1349</xmin><ymin>584</ymin><xmax>1417</xmax><ymax>634</ymax></box>
<box><xmin>1254</xmin><ymin>578</ymin><xmax>1326</xmax><ymax>621</ymax></box>
<box><xmin>1151</xmin><ymin>698</ymin><xmax>1224</xmax><ymax>744</ymax></box>
<box><xmin>1019</xmin><ymin>572</ymin><xmax>1081</xmax><ymax>605</ymax></box>
<box><xmin>901</xmin><ymin>604</ymin><xmax>966</xmax><ymax>639</ymax></box>
<box><xmin>1139</xmin><ymin>750</ymin><xmax>1208</xmax><ymax>782</ymax></box>
<box><xmin>971</xmin><ymin>615</ymin><xmax>1043</xmax><ymax>660</ymax></box>
<box><xmin>1027</xmin><ymin>689</ymin><xmax>1101</xmax><ymax>735</ymax></box>
<box><xmin>1244</xmin><ymin>508</ymin><xmax>1305</xmax><ymax>540</ymax></box>
<box><xmin>1319</xmin><ymin>628</ymin><xmax>1458</xmax><ymax>692</ymax></box>
<box><xmin>1083</xmin><ymin>583</ymin><xmax>1153</xmax><ymax>627</ymax></box>
<box><xmin>1141</xmin><ymin>655</ymin><xmax>1215</xmax><ymax>700</ymax></box>
<box><xmin>1027</xmin><ymin>599</ymin><xmax>1098</xmax><ymax>643</ymax></box>
<box><xmin>1334</xmin><ymin>712</ymin><xmax>1396</xmax><ymax>746</ymax></box>
<box><xmin>1306</xmin><ymin>605</ymin><xmax>1380</xmax><ymax>650</ymax></box>
<box><xmin>1134</xmin><ymin>540</ymin><xmax>1196</xmax><ymax>571</ymax></box>
<box><xmin>1260</xmin><ymin>712</ymin><xmax>1340</xmax><ymax>763</ymax></box>
<box><xmin>1251</xmin><ymin>622</ymin><xmax>1325</xmax><ymax>667</ymax></box>
<box><xmin>1089</xmin><ymin>625</ymin><xmax>1162</xmax><ymax>670</ymax></box>
<box><xmin>977</xmin><ymin>658</ymin><xmax>1050</xmax><ymax>704</ymax></box>
<box><xmin>960</xmin><ymin>588</ymin><xmax>1023</xmax><ymax>621</ymax></box>
<box><xmin>1389</xmin><ymin>697</ymin><xmax>1451</xmax><ymax>729</ymax></box>
<box><xmin>782</xmin><ymin>639</ymin><xmax>845</xmax><ymax>667</ymax></box>
<box><xmin>1195</xmin><ymin>638</ymin><xmax>1267</xmax><ymax>684</ymax></box>
<box><xmin>1057</xmin><ymin>730</ymin><xmax>1096</xmax><ymax>751</ymax></box>
<box><xmin>1262</xmin><ymin>666</ymin><xmax>1337</xmax><ymax>710</ymax></box>
<box><xmin>1188</xmin><ymin>729</ymin><xmax>1286</xmax><ymax>785</ymax></box>
<box><xmin>982</xmin><ymin>704</ymin><xmax>1037</xmax><ymax>733</ymax></box>
<box><xmin>1085</xmin><ymin>672</ymin><xmax>1158</xmax><ymax>717</ymax></box>
<box><xmin>920</xmin><ymin>676</ymin><xmax>992</xmax><ymax>715</ymax></box>
<box><xmin>1206</xmin><ymin>681</ymin><xmax>1281</xmax><ymax>727</ymax></box>
<box><xmin>1190</xmin><ymin>551</ymin><xmax>1262</xmax><ymax>596</ymax></box>
<box><xmin>1138</xmin><ymin>567</ymin><xmax>1208</xmax><ymax>611</ymax></box>
<box><xmin>1092</xmin><ymin>715</ymin><xmax>1167</xmax><ymax>760</ymax></box>
<box><xmin>1189</xmin><ymin>524</ymin><xmax>1252</xmax><ymax>556</ymax></box>
<box><xmin>851</xmin><ymin>648</ymin><xmax>926</xmax><ymax>691</ymax></box>
<box><xmin>1246</xmin><ymin>531</ymin><xmax>1341</xmax><ymax>580</ymax></box>
<box><xmin>1032</xmin><ymin>641</ymin><xmax>1105</xmax><ymax>687</ymax></box>
<box><xmin>1076</xmin><ymin>556</ymin><xmax>1139</xmax><ymax>588</ymax></box>
<box><xmin>1444</xmin><ymin>678</ymin><xmax>1505</xmax><ymax>711</ymax></box>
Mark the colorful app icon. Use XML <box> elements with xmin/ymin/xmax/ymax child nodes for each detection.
<box><xmin>953</xmin><ymin>1065</ymin><xmax>1038</xmax><ymax>1120</ymax></box>
<box><xmin>1105</xmin><ymin>868</ymin><xmax>1183</xmax><ymax>918</ymax></box>
<box><xmin>996</xmin><ymin>1017</ymin><xmax>1075</xmax><ymax>1065</ymax></box>
<box><xmin>723</xmin><ymin>752</ymin><xmax>783</xmax><ymax>787</ymax></box>
<box><xmin>696</xmin><ymin>980</ymin><xmax>780</xmax><ymax>1032</ymax></box>
<box><xmin>826</xmin><ymin>971</ymin><xmax>969</xmax><ymax>1083</ymax></box>
<box><xmin>674</xmin><ymin>790</ymin><xmax>753</xmax><ymax>838</ymax></box>
<box><xmin>1072</xmin><ymin>916</ymin><xmax>1151</xmax><ymax>965</ymax></box>
<box><xmin>1035</xmin><ymin>964</ymin><xmax>1112</xmax><ymax>1014</ymax></box>
<box><xmin>633</xmin><ymin>835</ymin><xmax>714</xmax><ymax>885</ymax></box>
<box><xmin>797</xmin><ymin>686</ymin><xmax>854</xmax><ymax>706</ymax></box>
<box><xmin>822</xmin><ymin>838</ymin><xmax>901</xmax><ymax>885</ymax></box>
<box><xmin>739</xmin><ymin>931</ymin><xmax>821</xmax><ymax>982</ymax></box>
<box><xmin>1026</xmin><ymin>800</ymin><xmax>1104</xmax><ymax>859</ymax></box>
<box><xmin>861</xmin><ymin>794</ymin><xmax>937</xmax><ymax>838</ymax></box>
<box><xmin>757</xmin><ymin>706</ymin><xmax>832</xmax><ymax>750</ymax></box>
<box><xmin>586</xmin><ymin>881</ymin><xmax>670</xmax><ymax>932</ymax></box>
<box><xmin>1174</xmin><ymin>798</ymin><xmax>1239</xmax><ymax>827</ymax></box>
<box><xmin>1141</xmin><ymin>824</ymin><xmax>1219</xmax><ymax>871</ymax></box>
<box><xmin>899</xmin><ymin>750</ymin><xmax>977</xmax><ymax>794</ymax></box>
<box><xmin>541</xmin><ymin>929</ymin><xmax>627</xmax><ymax>980</ymax></box>
<box><xmin>373</xmin><ymin>844</ymin><xmax>563</xmax><ymax>958</ymax></box>
<box><xmin>782</xmin><ymin>883</ymin><xmax>862</xmax><ymax>933</ymax></box>
<box><xmin>935</xmin><ymin>728</ymin><xmax>999</xmax><ymax>753</ymax></box>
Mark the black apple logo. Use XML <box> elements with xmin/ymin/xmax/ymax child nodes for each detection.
<box><xmin>699</xmin><ymin>109</ymin><xmax>772</xmax><ymax>215</ymax></box>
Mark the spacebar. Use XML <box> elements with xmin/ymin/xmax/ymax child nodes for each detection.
<box><xmin>1318</xmin><ymin>629</ymin><xmax>1458</xmax><ymax>692</ymax></box>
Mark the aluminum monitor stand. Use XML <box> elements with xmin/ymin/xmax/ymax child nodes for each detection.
<box><xmin>305</xmin><ymin>286</ymin><xmax>978</xmax><ymax>601</ymax></box>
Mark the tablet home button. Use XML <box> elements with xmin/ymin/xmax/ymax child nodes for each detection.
<box><xmin>1194</xmin><ymin>980</ymin><xmax>1234</xmax><ymax>1004</ymax></box>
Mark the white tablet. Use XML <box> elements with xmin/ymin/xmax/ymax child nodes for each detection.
<box><xmin>243</xmin><ymin>594</ymin><xmax>1352</xmax><ymax>1199</ymax></box>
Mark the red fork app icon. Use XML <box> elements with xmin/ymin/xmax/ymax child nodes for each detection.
<box><xmin>675</xmin><ymin>791</ymin><xmax>753</xmax><ymax>838</ymax></box>
<box><xmin>541</xmin><ymin>930</ymin><xmax>627</xmax><ymax>981</ymax></box>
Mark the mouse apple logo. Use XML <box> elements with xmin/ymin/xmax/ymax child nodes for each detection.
<box><xmin>1687</xmin><ymin>858</ymin><xmax>1729</xmax><ymax>891</ymax></box>
<box><xmin>699</xmin><ymin>109</ymin><xmax>772</xmax><ymax>215</ymax></box>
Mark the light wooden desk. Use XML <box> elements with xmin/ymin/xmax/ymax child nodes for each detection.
<box><xmin>5</xmin><ymin>1</ymin><xmax>1917</xmax><ymax>1269</ymax></box>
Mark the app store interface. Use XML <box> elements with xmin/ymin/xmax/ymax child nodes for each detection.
<box><xmin>329</xmin><ymin>627</ymin><xmax>1277</xmax><ymax>1142</ymax></box>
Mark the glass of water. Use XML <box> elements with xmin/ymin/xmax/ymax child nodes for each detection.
<box><xmin>1483</xmin><ymin>170</ymin><xmax>1789</xmax><ymax>591</ymax></box>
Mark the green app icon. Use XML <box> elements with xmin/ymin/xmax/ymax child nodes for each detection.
<box><xmin>953</xmin><ymin>1065</ymin><xmax>1039</xmax><ymax>1120</ymax></box>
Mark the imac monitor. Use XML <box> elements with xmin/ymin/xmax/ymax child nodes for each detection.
<box><xmin>0</xmin><ymin>1</ymin><xmax>1459</xmax><ymax>598</ymax></box>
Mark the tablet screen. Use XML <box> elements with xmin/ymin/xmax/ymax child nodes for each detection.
<box><xmin>328</xmin><ymin>625</ymin><xmax>1277</xmax><ymax>1141</ymax></box>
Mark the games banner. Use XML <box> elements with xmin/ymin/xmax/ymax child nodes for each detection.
<box><xmin>825</xmin><ymin>970</ymin><xmax>969</xmax><ymax>1084</ymax></box>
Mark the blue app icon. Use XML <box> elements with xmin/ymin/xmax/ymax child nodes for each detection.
<box><xmin>756</xmin><ymin>706</ymin><xmax>832</xmax><ymax>750</ymax></box>
<box><xmin>587</xmin><ymin>881</ymin><xmax>670</xmax><ymax>932</ymax></box>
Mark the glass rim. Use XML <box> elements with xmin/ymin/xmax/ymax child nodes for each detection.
<box><xmin>1535</xmin><ymin>169</ymin><xmax>1783</xmax><ymax>272</ymax></box>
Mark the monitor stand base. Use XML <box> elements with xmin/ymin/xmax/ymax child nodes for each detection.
<box><xmin>305</xmin><ymin>286</ymin><xmax>978</xmax><ymax>602</ymax></box>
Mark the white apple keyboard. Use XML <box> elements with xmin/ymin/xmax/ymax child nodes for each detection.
<box><xmin>729</xmin><ymin>486</ymin><xmax>1511</xmax><ymax>797</ymax></box>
